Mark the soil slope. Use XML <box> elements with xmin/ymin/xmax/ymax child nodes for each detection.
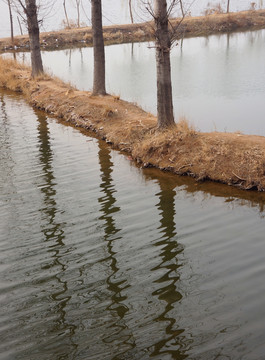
<box><xmin>0</xmin><ymin>57</ymin><xmax>265</xmax><ymax>191</ymax></box>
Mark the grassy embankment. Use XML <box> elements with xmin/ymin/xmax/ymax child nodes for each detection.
<box><xmin>1</xmin><ymin>9</ymin><xmax>265</xmax><ymax>51</ymax></box>
<box><xmin>1</xmin><ymin>57</ymin><xmax>265</xmax><ymax>191</ymax></box>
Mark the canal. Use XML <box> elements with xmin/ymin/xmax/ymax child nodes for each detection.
<box><xmin>1</xmin><ymin>88</ymin><xmax>265</xmax><ymax>359</ymax></box>
<box><xmin>13</xmin><ymin>28</ymin><xmax>265</xmax><ymax>135</ymax></box>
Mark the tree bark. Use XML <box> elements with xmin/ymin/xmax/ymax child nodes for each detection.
<box><xmin>91</xmin><ymin>0</ymin><xmax>106</xmax><ymax>95</ymax></box>
<box><xmin>76</xmin><ymin>0</ymin><xmax>80</xmax><ymax>28</ymax></box>
<box><xmin>63</xmin><ymin>0</ymin><xmax>70</xmax><ymax>28</ymax></box>
<box><xmin>7</xmin><ymin>0</ymin><xmax>14</xmax><ymax>45</ymax></box>
<box><xmin>17</xmin><ymin>16</ymin><xmax>23</xmax><ymax>35</ymax></box>
<box><xmin>227</xmin><ymin>0</ymin><xmax>230</xmax><ymax>13</ymax></box>
<box><xmin>154</xmin><ymin>0</ymin><xmax>175</xmax><ymax>129</ymax></box>
<box><xmin>25</xmin><ymin>0</ymin><xmax>43</xmax><ymax>77</ymax></box>
<box><xmin>179</xmin><ymin>0</ymin><xmax>185</xmax><ymax>17</ymax></box>
<box><xmin>129</xmin><ymin>0</ymin><xmax>134</xmax><ymax>24</ymax></box>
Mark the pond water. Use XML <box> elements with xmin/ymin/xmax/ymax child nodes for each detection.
<box><xmin>1</xmin><ymin>89</ymin><xmax>265</xmax><ymax>360</ymax></box>
<box><xmin>14</xmin><ymin>28</ymin><xmax>265</xmax><ymax>135</ymax></box>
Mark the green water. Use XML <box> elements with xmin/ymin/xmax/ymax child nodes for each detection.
<box><xmin>1</xmin><ymin>89</ymin><xmax>265</xmax><ymax>359</ymax></box>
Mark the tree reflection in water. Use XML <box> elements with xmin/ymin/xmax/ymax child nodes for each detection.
<box><xmin>150</xmin><ymin>174</ymin><xmax>188</xmax><ymax>359</ymax></box>
<box><xmin>36</xmin><ymin>111</ymin><xmax>78</xmax><ymax>357</ymax></box>
<box><xmin>97</xmin><ymin>140</ymin><xmax>135</xmax><ymax>356</ymax></box>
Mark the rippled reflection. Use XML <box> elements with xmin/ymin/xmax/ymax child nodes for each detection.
<box><xmin>0</xmin><ymin>93</ymin><xmax>17</xmax><ymax>231</ymax></box>
<box><xmin>149</xmin><ymin>176</ymin><xmax>188</xmax><ymax>359</ymax></box>
<box><xmin>35</xmin><ymin>112</ymin><xmax>78</xmax><ymax>357</ymax></box>
<box><xmin>97</xmin><ymin>140</ymin><xmax>135</xmax><ymax>356</ymax></box>
<box><xmin>1</xmin><ymin>92</ymin><xmax>265</xmax><ymax>360</ymax></box>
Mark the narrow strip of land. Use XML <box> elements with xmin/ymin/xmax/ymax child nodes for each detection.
<box><xmin>1</xmin><ymin>57</ymin><xmax>265</xmax><ymax>191</ymax></box>
<box><xmin>1</xmin><ymin>10</ymin><xmax>265</xmax><ymax>52</ymax></box>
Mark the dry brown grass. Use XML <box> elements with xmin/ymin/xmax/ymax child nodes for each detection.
<box><xmin>1</xmin><ymin>57</ymin><xmax>265</xmax><ymax>191</ymax></box>
<box><xmin>176</xmin><ymin>116</ymin><xmax>196</xmax><ymax>136</ymax></box>
<box><xmin>203</xmin><ymin>2</ymin><xmax>224</xmax><ymax>16</ymax></box>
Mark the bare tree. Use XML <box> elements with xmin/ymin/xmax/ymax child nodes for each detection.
<box><xmin>63</xmin><ymin>0</ymin><xmax>70</xmax><ymax>28</ymax></box>
<box><xmin>7</xmin><ymin>0</ymin><xmax>14</xmax><ymax>44</ymax></box>
<box><xmin>154</xmin><ymin>0</ymin><xmax>174</xmax><ymax>128</ymax></box>
<box><xmin>227</xmin><ymin>0</ymin><xmax>230</xmax><ymax>13</ymax></box>
<box><xmin>146</xmin><ymin>1</ymin><xmax>175</xmax><ymax>128</ymax></box>
<box><xmin>75</xmin><ymin>0</ymin><xmax>81</xmax><ymax>27</ymax></box>
<box><xmin>145</xmin><ymin>0</ymin><xmax>187</xmax><ymax>129</ymax></box>
<box><xmin>91</xmin><ymin>0</ymin><xmax>106</xmax><ymax>95</ymax></box>
<box><xmin>179</xmin><ymin>0</ymin><xmax>184</xmax><ymax>17</ymax></box>
<box><xmin>17</xmin><ymin>15</ymin><xmax>23</xmax><ymax>35</ymax></box>
<box><xmin>1</xmin><ymin>0</ymin><xmax>14</xmax><ymax>44</ymax></box>
<box><xmin>129</xmin><ymin>0</ymin><xmax>134</xmax><ymax>23</ymax></box>
<box><xmin>16</xmin><ymin>0</ymin><xmax>43</xmax><ymax>76</ymax></box>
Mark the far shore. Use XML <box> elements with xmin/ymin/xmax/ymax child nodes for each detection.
<box><xmin>1</xmin><ymin>9</ymin><xmax>265</xmax><ymax>52</ymax></box>
<box><xmin>1</xmin><ymin>57</ymin><xmax>265</xmax><ymax>192</ymax></box>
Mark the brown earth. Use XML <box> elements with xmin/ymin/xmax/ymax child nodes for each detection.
<box><xmin>1</xmin><ymin>9</ymin><xmax>265</xmax><ymax>52</ymax></box>
<box><xmin>1</xmin><ymin>57</ymin><xmax>265</xmax><ymax>191</ymax></box>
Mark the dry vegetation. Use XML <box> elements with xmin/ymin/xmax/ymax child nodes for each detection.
<box><xmin>1</xmin><ymin>9</ymin><xmax>265</xmax><ymax>51</ymax></box>
<box><xmin>1</xmin><ymin>57</ymin><xmax>265</xmax><ymax>191</ymax></box>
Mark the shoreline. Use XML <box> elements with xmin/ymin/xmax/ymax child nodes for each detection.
<box><xmin>0</xmin><ymin>57</ymin><xmax>265</xmax><ymax>191</ymax></box>
<box><xmin>1</xmin><ymin>10</ymin><xmax>265</xmax><ymax>52</ymax></box>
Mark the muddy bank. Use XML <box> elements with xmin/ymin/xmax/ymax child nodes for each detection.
<box><xmin>1</xmin><ymin>10</ymin><xmax>265</xmax><ymax>52</ymax></box>
<box><xmin>0</xmin><ymin>57</ymin><xmax>265</xmax><ymax>191</ymax></box>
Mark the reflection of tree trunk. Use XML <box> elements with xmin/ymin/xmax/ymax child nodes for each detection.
<box><xmin>63</xmin><ymin>0</ymin><xmax>70</xmax><ymax>28</ymax></box>
<box><xmin>131</xmin><ymin>41</ymin><xmax>134</xmax><ymax>57</ymax></box>
<box><xmin>156</xmin><ymin>179</ymin><xmax>177</xmax><ymax>239</ymax></box>
<box><xmin>0</xmin><ymin>93</ymin><xmax>18</xmax><ymax>223</ymax></box>
<box><xmin>98</xmin><ymin>141</ymin><xmax>120</xmax><ymax>239</ymax></box>
<box><xmin>226</xmin><ymin>33</ymin><xmax>230</xmax><ymax>53</ymax></box>
<box><xmin>154</xmin><ymin>0</ymin><xmax>175</xmax><ymax>129</ymax></box>
<box><xmin>150</xmin><ymin>175</ymin><xmax>187</xmax><ymax>358</ymax></box>
<box><xmin>180</xmin><ymin>36</ymin><xmax>184</xmax><ymax>51</ymax></box>
<box><xmin>79</xmin><ymin>47</ymin><xmax>84</xmax><ymax>65</ymax></box>
<box><xmin>97</xmin><ymin>140</ymin><xmax>133</xmax><ymax>346</ymax></box>
<box><xmin>36</xmin><ymin>113</ymin><xmax>59</xmax><ymax>231</ymax></box>
<box><xmin>25</xmin><ymin>0</ymin><xmax>43</xmax><ymax>76</ymax></box>
<box><xmin>7</xmin><ymin>0</ymin><xmax>14</xmax><ymax>45</ymax></box>
<box><xmin>35</xmin><ymin>111</ymin><xmax>77</xmax><ymax>346</ymax></box>
<box><xmin>91</xmin><ymin>0</ymin><xmax>106</xmax><ymax>95</ymax></box>
<box><xmin>68</xmin><ymin>48</ymin><xmax>72</xmax><ymax>67</ymax></box>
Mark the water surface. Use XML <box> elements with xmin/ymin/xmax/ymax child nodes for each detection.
<box><xmin>14</xmin><ymin>29</ymin><xmax>265</xmax><ymax>135</ymax></box>
<box><xmin>1</xmin><ymin>89</ymin><xmax>265</xmax><ymax>359</ymax></box>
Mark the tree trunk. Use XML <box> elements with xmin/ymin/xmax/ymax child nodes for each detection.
<box><xmin>227</xmin><ymin>0</ymin><xmax>230</xmax><ymax>13</ymax></box>
<box><xmin>25</xmin><ymin>0</ymin><xmax>43</xmax><ymax>77</ymax></box>
<box><xmin>129</xmin><ymin>0</ymin><xmax>134</xmax><ymax>24</ymax></box>
<box><xmin>63</xmin><ymin>0</ymin><xmax>70</xmax><ymax>28</ymax></box>
<box><xmin>7</xmin><ymin>0</ymin><xmax>14</xmax><ymax>45</ymax></box>
<box><xmin>154</xmin><ymin>0</ymin><xmax>175</xmax><ymax>129</ymax></box>
<box><xmin>76</xmin><ymin>0</ymin><xmax>80</xmax><ymax>28</ymax></box>
<box><xmin>17</xmin><ymin>16</ymin><xmax>23</xmax><ymax>35</ymax></box>
<box><xmin>179</xmin><ymin>0</ymin><xmax>185</xmax><ymax>17</ymax></box>
<box><xmin>91</xmin><ymin>0</ymin><xmax>106</xmax><ymax>95</ymax></box>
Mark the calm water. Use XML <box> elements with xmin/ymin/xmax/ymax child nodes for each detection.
<box><xmin>0</xmin><ymin>0</ymin><xmax>264</xmax><ymax>38</ymax></box>
<box><xmin>13</xmin><ymin>28</ymin><xmax>265</xmax><ymax>135</ymax></box>
<box><xmin>1</xmin><ymin>89</ymin><xmax>265</xmax><ymax>360</ymax></box>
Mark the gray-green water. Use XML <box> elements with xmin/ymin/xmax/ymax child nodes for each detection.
<box><xmin>14</xmin><ymin>29</ymin><xmax>265</xmax><ymax>135</ymax></box>
<box><xmin>1</xmin><ymin>89</ymin><xmax>265</xmax><ymax>359</ymax></box>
